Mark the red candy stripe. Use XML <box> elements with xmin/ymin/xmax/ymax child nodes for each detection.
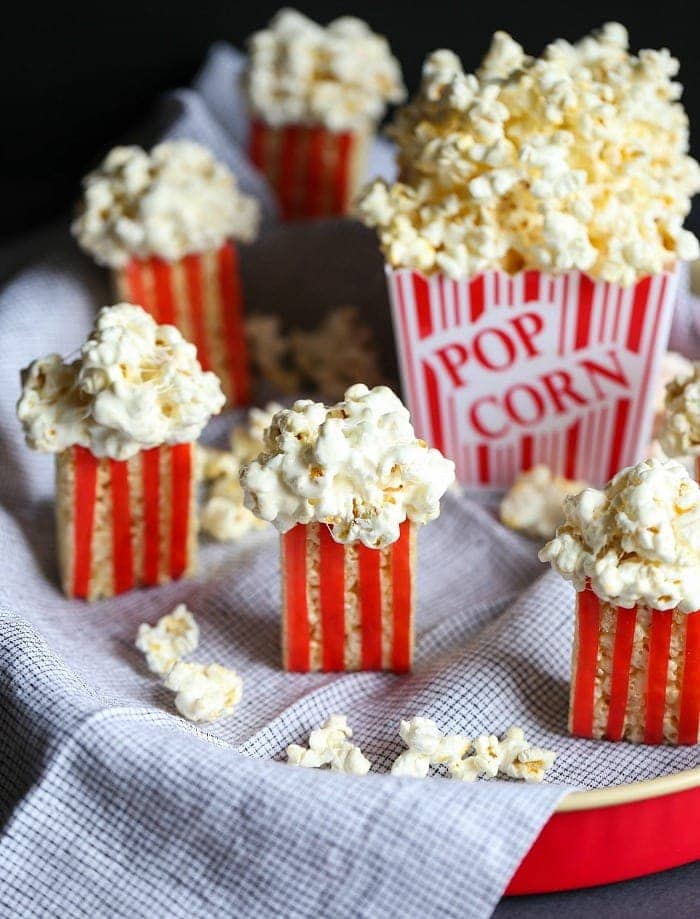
<box><xmin>571</xmin><ymin>589</ymin><xmax>600</xmax><ymax>737</ymax></box>
<box><xmin>678</xmin><ymin>611</ymin><xmax>700</xmax><ymax>744</ymax></box>
<box><xmin>644</xmin><ymin>610</ymin><xmax>673</xmax><ymax>744</ymax></box>
<box><xmin>283</xmin><ymin>526</ymin><xmax>310</xmax><ymax>671</ymax></box>
<box><xmin>331</xmin><ymin>131</ymin><xmax>353</xmax><ymax>215</ymax></box>
<box><xmin>306</xmin><ymin>127</ymin><xmax>326</xmax><ymax>217</ymax></box>
<box><xmin>358</xmin><ymin>543</ymin><xmax>383</xmax><ymax>670</ymax></box>
<box><xmin>141</xmin><ymin>447</ymin><xmax>161</xmax><ymax>587</ymax></box>
<box><xmin>109</xmin><ymin>458</ymin><xmax>134</xmax><ymax>595</ymax></box>
<box><xmin>124</xmin><ymin>260</ymin><xmax>148</xmax><ymax>308</ymax></box>
<box><xmin>169</xmin><ymin>443</ymin><xmax>192</xmax><ymax>580</ymax></box>
<box><xmin>151</xmin><ymin>257</ymin><xmax>176</xmax><ymax>325</ymax></box>
<box><xmin>279</xmin><ymin>125</ymin><xmax>301</xmax><ymax>219</ymax></box>
<box><xmin>319</xmin><ymin>525</ymin><xmax>346</xmax><ymax>671</ymax></box>
<box><xmin>71</xmin><ymin>446</ymin><xmax>98</xmax><ymax>599</ymax></box>
<box><xmin>182</xmin><ymin>253</ymin><xmax>211</xmax><ymax>372</ymax></box>
<box><xmin>217</xmin><ymin>243</ymin><xmax>250</xmax><ymax>405</ymax></box>
<box><xmin>391</xmin><ymin>522</ymin><xmax>413</xmax><ymax>673</ymax></box>
<box><xmin>605</xmin><ymin>606</ymin><xmax>637</xmax><ymax>741</ymax></box>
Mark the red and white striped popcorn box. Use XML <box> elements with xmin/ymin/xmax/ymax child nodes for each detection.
<box><xmin>571</xmin><ymin>587</ymin><xmax>700</xmax><ymax>744</ymax></box>
<box><xmin>114</xmin><ymin>241</ymin><xmax>250</xmax><ymax>407</ymax></box>
<box><xmin>280</xmin><ymin>521</ymin><xmax>415</xmax><ymax>672</ymax></box>
<box><xmin>55</xmin><ymin>443</ymin><xmax>196</xmax><ymax>601</ymax></box>
<box><xmin>386</xmin><ymin>268</ymin><xmax>679</xmax><ymax>488</ymax></box>
<box><xmin>249</xmin><ymin>119</ymin><xmax>369</xmax><ymax>220</ymax></box>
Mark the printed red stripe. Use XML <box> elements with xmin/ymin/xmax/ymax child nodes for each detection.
<box><xmin>678</xmin><ymin>611</ymin><xmax>700</xmax><ymax>744</ymax></box>
<box><xmin>571</xmin><ymin>589</ymin><xmax>600</xmax><ymax>737</ymax></box>
<box><xmin>358</xmin><ymin>544</ymin><xmax>382</xmax><ymax>670</ymax></box>
<box><xmin>644</xmin><ymin>610</ymin><xmax>673</xmax><ymax>744</ymax></box>
<box><xmin>606</xmin><ymin>397</ymin><xmax>631</xmax><ymax>480</ymax></box>
<box><xmin>217</xmin><ymin>242</ymin><xmax>251</xmax><ymax>405</ymax></box>
<box><xmin>423</xmin><ymin>362</ymin><xmax>445</xmax><ymax>454</ymax></box>
<box><xmin>558</xmin><ymin>275</ymin><xmax>569</xmax><ymax>356</ymax></box>
<box><xmin>565</xmin><ymin>420</ymin><xmax>580</xmax><ymax>479</ymax></box>
<box><xmin>477</xmin><ymin>444</ymin><xmax>490</xmax><ymax>485</ymax></box>
<box><xmin>412</xmin><ymin>272</ymin><xmax>433</xmax><ymax>338</ymax></box>
<box><xmin>605</xmin><ymin>606</ymin><xmax>637</xmax><ymax>741</ymax></box>
<box><xmin>470</xmin><ymin>275</ymin><xmax>485</xmax><ymax>322</ymax></box>
<box><xmin>396</xmin><ymin>274</ymin><xmax>422</xmax><ymax>434</ymax></box>
<box><xmin>319</xmin><ymin>525</ymin><xmax>345</xmax><ymax>671</ymax></box>
<box><xmin>521</xmin><ymin>435</ymin><xmax>533</xmax><ymax>471</ymax></box>
<box><xmin>169</xmin><ymin>443</ymin><xmax>192</xmax><ymax>580</ymax></box>
<box><xmin>124</xmin><ymin>260</ymin><xmax>148</xmax><ymax>308</ymax></box>
<box><xmin>151</xmin><ymin>257</ymin><xmax>176</xmax><ymax>325</ymax></box>
<box><xmin>279</xmin><ymin>125</ymin><xmax>301</xmax><ymax>219</ymax></box>
<box><xmin>141</xmin><ymin>447</ymin><xmax>161</xmax><ymax>587</ymax></box>
<box><xmin>626</xmin><ymin>276</ymin><xmax>651</xmax><ymax>352</ymax></box>
<box><xmin>71</xmin><ymin>446</ymin><xmax>98</xmax><ymax>599</ymax></box>
<box><xmin>331</xmin><ymin>131</ymin><xmax>353</xmax><ymax>215</ymax></box>
<box><xmin>523</xmin><ymin>270</ymin><xmax>539</xmax><ymax>303</ymax></box>
<box><xmin>109</xmin><ymin>458</ymin><xmax>134</xmax><ymax>595</ymax></box>
<box><xmin>182</xmin><ymin>253</ymin><xmax>211</xmax><ymax>372</ymax></box>
<box><xmin>248</xmin><ymin>118</ymin><xmax>266</xmax><ymax>172</ymax></box>
<box><xmin>391</xmin><ymin>522</ymin><xmax>412</xmax><ymax>673</ymax></box>
<box><xmin>283</xmin><ymin>525</ymin><xmax>310</xmax><ymax>671</ymax></box>
<box><xmin>306</xmin><ymin>127</ymin><xmax>326</xmax><ymax>217</ymax></box>
<box><xmin>574</xmin><ymin>274</ymin><xmax>595</xmax><ymax>350</ymax></box>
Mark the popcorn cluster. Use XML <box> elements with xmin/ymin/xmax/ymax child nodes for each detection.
<box><xmin>135</xmin><ymin>604</ymin><xmax>200</xmax><ymax>675</ymax></box>
<box><xmin>358</xmin><ymin>24</ymin><xmax>700</xmax><ymax>285</ymax></box>
<box><xmin>500</xmin><ymin>465</ymin><xmax>587</xmax><ymax>540</ymax></box>
<box><xmin>660</xmin><ymin>362</ymin><xmax>700</xmax><ymax>457</ymax></box>
<box><xmin>72</xmin><ymin>141</ymin><xmax>260</xmax><ymax>267</ymax></box>
<box><xmin>240</xmin><ymin>384</ymin><xmax>455</xmax><ymax>548</ymax></box>
<box><xmin>391</xmin><ymin>718</ymin><xmax>556</xmax><ymax>783</ymax></box>
<box><xmin>244</xmin><ymin>9</ymin><xmax>405</xmax><ymax>131</ymax></box>
<box><xmin>199</xmin><ymin>404</ymin><xmax>282</xmax><ymax>542</ymax></box>
<box><xmin>540</xmin><ymin>458</ymin><xmax>700</xmax><ymax>612</ymax></box>
<box><xmin>286</xmin><ymin>714</ymin><xmax>372</xmax><ymax>775</ymax></box>
<box><xmin>17</xmin><ymin>303</ymin><xmax>225</xmax><ymax>460</ymax></box>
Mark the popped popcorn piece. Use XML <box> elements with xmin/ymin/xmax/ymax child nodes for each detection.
<box><xmin>500</xmin><ymin>466</ymin><xmax>587</xmax><ymax>540</ymax></box>
<box><xmin>135</xmin><ymin>604</ymin><xmax>200</xmax><ymax>675</ymax></box>
<box><xmin>501</xmin><ymin>746</ymin><xmax>557</xmax><ymax>783</ymax></box>
<box><xmin>450</xmin><ymin>734</ymin><xmax>503</xmax><ymax>782</ymax></box>
<box><xmin>163</xmin><ymin>661</ymin><xmax>243</xmax><ymax>723</ymax></box>
<box><xmin>286</xmin><ymin>714</ymin><xmax>371</xmax><ymax>775</ymax></box>
<box><xmin>448</xmin><ymin>726</ymin><xmax>556</xmax><ymax>784</ymax></box>
<box><xmin>391</xmin><ymin>749</ymin><xmax>431</xmax><ymax>778</ymax></box>
<box><xmin>660</xmin><ymin>362</ymin><xmax>700</xmax><ymax>457</ymax></box>
<box><xmin>393</xmin><ymin>717</ymin><xmax>472</xmax><ymax>776</ymax></box>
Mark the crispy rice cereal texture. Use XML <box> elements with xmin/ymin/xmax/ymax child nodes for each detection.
<box><xmin>570</xmin><ymin>591</ymin><xmax>699</xmax><ymax>744</ymax></box>
<box><xmin>281</xmin><ymin>522</ymin><xmax>416</xmax><ymax>672</ymax></box>
<box><xmin>55</xmin><ymin>444</ymin><xmax>197</xmax><ymax>601</ymax></box>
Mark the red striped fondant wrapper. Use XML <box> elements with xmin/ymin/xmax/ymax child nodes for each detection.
<box><xmin>249</xmin><ymin>119</ymin><xmax>368</xmax><ymax>220</ymax></box>
<box><xmin>55</xmin><ymin>443</ymin><xmax>196</xmax><ymax>600</ymax></box>
<box><xmin>115</xmin><ymin>241</ymin><xmax>250</xmax><ymax>407</ymax></box>
<box><xmin>386</xmin><ymin>267</ymin><xmax>679</xmax><ymax>487</ymax></box>
<box><xmin>570</xmin><ymin>587</ymin><xmax>700</xmax><ymax>744</ymax></box>
<box><xmin>280</xmin><ymin>521</ymin><xmax>415</xmax><ymax>672</ymax></box>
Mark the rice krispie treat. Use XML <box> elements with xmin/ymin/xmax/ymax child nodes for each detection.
<box><xmin>540</xmin><ymin>458</ymin><xmax>700</xmax><ymax>744</ymax></box>
<box><xmin>244</xmin><ymin>9</ymin><xmax>404</xmax><ymax>218</ymax></box>
<box><xmin>17</xmin><ymin>303</ymin><xmax>225</xmax><ymax>599</ymax></box>
<box><xmin>240</xmin><ymin>384</ymin><xmax>455</xmax><ymax>671</ymax></box>
<box><xmin>72</xmin><ymin>140</ymin><xmax>259</xmax><ymax>406</ymax></box>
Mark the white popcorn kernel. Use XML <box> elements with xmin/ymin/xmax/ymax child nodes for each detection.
<box><xmin>395</xmin><ymin>717</ymin><xmax>472</xmax><ymax>775</ymax></box>
<box><xmin>502</xmin><ymin>746</ymin><xmax>557</xmax><ymax>783</ymax></box>
<box><xmin>391</xmin><ymin>749</ymin><xmax>431</xmax><ymax>778</ymax></box>
<box><xmin>448</xmin><ymin>757</ymin><xmax>483</xmax><ymax>783</ymax></box>
<box><xmin>398</xmin><ymin>717</ymin><xmax>443</xmax><ymax>756</ymax></box>
<box><xmin>286</xmin><ymin>714</ymin><xmax>372</xmax><ymax>775</ymax></box>
<box><xmin>500</xmin><ymin>465</ymin><xmax>587</xmax><ymax>540</ymax></box>
<box><xmin>163</xmin><ymin>661</ymin><xmax>243</xmax><ymax>723</ymax></box>
<box><xmin>135</xmin><ymin>604</ymin><xmax>199</xmax><ymax>675</ymax></box>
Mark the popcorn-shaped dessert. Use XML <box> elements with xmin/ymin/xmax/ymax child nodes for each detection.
<box><xmin>540</xmin><ymin>458</ymin><xmax>700</xmax><ymax>744</ymax></box>
<box><xmin>244</xmin><ymin>9</ymin><xmax>404</xmax><ymax>219</ymax></box>
<box><xmin>358</xmin><ymin>24</ymin><xmax>700</xmax><ymax>488</ymax></box>
<box><xmin>72</xmin><ymin>141</ymin><xmax>258</xmax><ymax>406</ymax></box>
<box><xmin>240</xmin><ymin>384</ymin><xmax>454</xmax><ymax>671</ymax></box>
<box><xmin>659</xmin><ymin>362</ymin><xmax>700</xmax><ymax>480</ymax></box>
<box><xmin>17</xmin><ymin>304</ymin><xmax>225</xmax><ymax>600</ymax></box>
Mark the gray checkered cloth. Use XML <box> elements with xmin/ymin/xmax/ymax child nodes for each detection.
<box><xmin>1</xmin><ymin>43</ymin><xmax>699</xmax><ymax>919</ymax></box>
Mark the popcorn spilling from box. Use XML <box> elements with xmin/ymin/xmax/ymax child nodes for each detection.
<box><xmin>358</xmin><ymin>23</ymin><xmax>700</xmax><ymax>285</ymax></box>
<box><xmin>286</xmin><ymin>714</ymin><xmax>372</xmax><ymax>775</ymax></box>
<box><xmin>72</xmin><ymin>140</ymin><xmax>259</xmax><ymax>267</ymax></box>
<box><xmin>500</xmin><ymin>465</ymin><xmax>587</xmax><ymax>540</ymax></box>
<box><xmin>244</xmin><ymin>8</ymin><xmax>404</xmax><ymax>131</ymax></box>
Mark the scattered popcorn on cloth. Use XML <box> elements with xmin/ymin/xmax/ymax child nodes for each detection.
<box><xmin>135</xmin><ymin>604</ymin><xmax>200</xmax><ymax>675</ymax></box>
<box><xmin>500</xmin><ymin>465</ymin><xmax>587</xmax><ymax>540</ymax></box>
<box><xmin>199</xmin><ymin>403</ymin><xmax>281</xmax><ymax>542</ymax></box>
<box><xmin>245</xmin><ymin>307</ymin><xmax>385</xmax><ymax>400</ymax></box>
<box><xmin>286</xmin><ymin>714</ymin><xmax>372</xmax><ymax>775</ymax></box>
<box><xmin>357</xmin><ymin>24</ymin><xmax>700</xmax><ymax>284</ymax></box>
<box><xmin>391</xmin><ymin>717</ymin><xmax>471</xmax><ymax>777</ymax></box>
<box><xmin>163</xmin><ymin>661</ymin><xmax>243</xmax><ymax>723</ymax></box>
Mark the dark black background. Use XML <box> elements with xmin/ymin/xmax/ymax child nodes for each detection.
<box><xmin>2</xmin><ymin>1</ymin><xmax>699</xmax><ymax>239</ymax></box>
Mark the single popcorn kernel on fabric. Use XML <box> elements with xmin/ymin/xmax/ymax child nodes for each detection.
<box><xmin>392</xmin><ymin>717</ymin><xmax>472</xmax><ymax>777</ymax></box>
<box><xmin>448</xmin><ymin>726</ymin><xmax>556</xmax><ymax>784</ymax></box>
<box><xmin>500</xmin><ymin>466</ymin><xmax>587</xmax><ymax>540</ymax></box>
<box><xmin>501</xmin><ymin>746</ymin><xmax>557</xmax><ymax>783</ymax></box>
<box><xmin>285</xmin><ymin>714</ymin><xmax>372</xmax><ymax>775</ymax></box>
<box><xmin>357</xmin><ymin>24</ymin><xmax>700</xmax><ymax>285</ymax></box>
<box><xmin>163</xmin><ymin>661</ymin><xmax>243</xmax><ymax>723</ymax></box>
<box><xmin>135</xmin><ymin>604</ymin><xmax>200</xmax><ymax>675</ymax></box>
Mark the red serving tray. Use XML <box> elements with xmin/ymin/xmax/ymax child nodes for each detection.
<box><xmin>506</xmin><ymin>767</ymin><xmax>700</xmax><ymax>894</ymax></box>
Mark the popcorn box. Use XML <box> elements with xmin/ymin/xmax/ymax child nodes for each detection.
<box><xmin>56</xmin><ymin>443</ymin><xmax>196</xmax><ymax>600</ymax></box>
<box><xmin>115</xmin><ymin>241</ymin><xmax>250</xmax><ymax>407</ymax></box>
<box><xmin>249</xmin><ymin>119</ymin><xmax>369</xmax><ymax>219</ymax></box>
<box><xmin>280</xmin><ymin>521</ymin><xmax>415</xmax><ymax>672</ymax></box>
<box><xmin>386</xmin><ymin>268</ymin><xmax>679</xmax><ymax>487</ymax></box>
<box><xmin>570</xmin><ymin>587</ymin><xmax>700</xmax><ymax>744</ymax></box>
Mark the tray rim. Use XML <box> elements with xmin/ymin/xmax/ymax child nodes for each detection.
<box><xmin>555</xmin><ymin>765</ymin><xmax>700</xmax><ymax>812</ymax></box>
